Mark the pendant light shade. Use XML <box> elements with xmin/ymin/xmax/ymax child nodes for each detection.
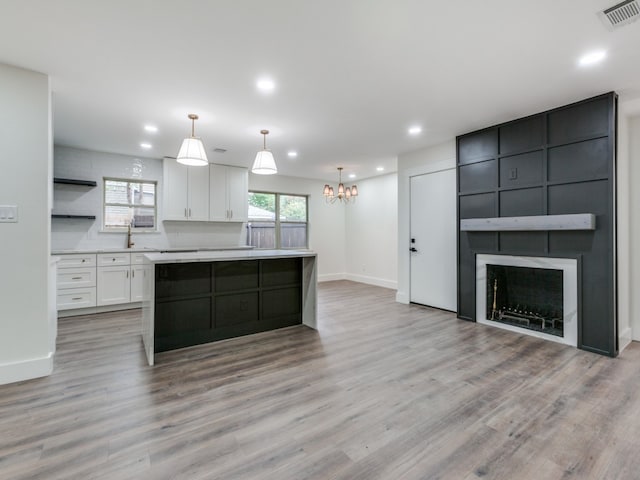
<box><xmin>252</xmin><ymin>129</ymin><xmax>277</xmax><ymax>175</ymax></box>
<box><xmin>176</xmin><ymin>114</ymin><xmax>208</xmax><ymax>166</ymax></box>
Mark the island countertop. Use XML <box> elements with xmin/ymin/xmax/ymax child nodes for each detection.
<box><xmin>143</xmin><ymin>249</ymin><xmax>316</xmax><ymax>264</ymax></box>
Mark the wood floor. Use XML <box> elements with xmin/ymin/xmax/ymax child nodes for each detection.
<box><xmin>1</xmin><ymin>281</ymin><xmax>640</xmax><ymax>479</ymax></box>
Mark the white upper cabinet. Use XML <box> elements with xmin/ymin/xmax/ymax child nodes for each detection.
<box><xmin>209</xmin><ymin>164</ymin><xmax>248</xmax><ymax>222</ymax></box>
<box><xmin>162</xmin><ymin>158</ymin><xmax>210</xmax><ymax>221</ymax></box>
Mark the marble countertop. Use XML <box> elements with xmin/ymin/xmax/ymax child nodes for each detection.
<box><xmin>144</xmin><ymin>249</ymin><xmax>316</xmax><ymax>264</ymax></box>
<box><xmin>52</xmin><ymin>246</ymin><xmax>254</xmax><ymax>255</ymax></box>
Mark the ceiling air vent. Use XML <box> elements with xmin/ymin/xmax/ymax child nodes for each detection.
<box><xmin>599</xmin><ymin>0</ymin><xmax>640</xmax><ymax>30</ymax></box>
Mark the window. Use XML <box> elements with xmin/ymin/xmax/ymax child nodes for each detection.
<box><xmin>103</xmin><ymin>178</ymin><xmax>157</xmax><ymax>231</ymax></box>
<box><xmin>247</xmin><ymin>191</ymin><xmax>308</xmax><ymax>249</ymax></box>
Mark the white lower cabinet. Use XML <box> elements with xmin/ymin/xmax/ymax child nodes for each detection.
<box><xmin>56</xmin><ymin>251</ymin><xmax>148</xmax><ymax>313</ymax></box>
<box><xmin>97</xmin><ymin>265</ymin><xmax>131</xmax><ymax>306</ymax></box>
<box><xmin>56</xmin><ymin>254</ymin><xmax>97</xmax><ymax>311</ymax></box>
<box><xmin>130</xmin><ymin>253</ymin><xmax>146</xmax><ymax>302</ymax></box>
<box><xmin>57</xmin><ymin>287</ymin><xmax>97</xmax><ymax>310</ymax></box>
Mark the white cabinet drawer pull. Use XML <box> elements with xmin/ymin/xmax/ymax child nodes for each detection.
<box><xmin>71</xmin><ymin>277</ymin><xmax>82</xmax><ymax>280</ymax></box>
<box><xmin>72</xmin><ymin>297</ymin><xmax>82</xmax><ymax>301</ymax></box>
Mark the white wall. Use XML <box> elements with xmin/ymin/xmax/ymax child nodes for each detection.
<box><xmin>53</xmin><ymin>149</ymin><xmax>393</xmax><ymax>286</ymax></box>
<box><xmin>249</xmin><ymin>173</ymin><xmax>346</xmax><ymax>281</ymax></box>
<box><xmin>52</xmin><ymin>146</ymin><xmax>246</xmax><ymax>251</ymax></box>
<box><xmin>396</xmin><ymin>140</ymin><xmax>457</xmax><ymax>303</ymax></box>
<box><xmin>617</xmin><ymin>100</ymin><xmax>633</xmax><ymax>350</ymax></box>
<box><xmin>344</xmin><ymin>173</ymin><xmax>398</xmax><ymax>289</ymax></box>
<box><xmin>626</xmin><ymin>105</ymin><xmax>640</xmax><ymax>343</ymax></box>
<box><xmin>0</xmin><ymin>63</ymin><xmax>53</xmax><ymax>384</ymax></box>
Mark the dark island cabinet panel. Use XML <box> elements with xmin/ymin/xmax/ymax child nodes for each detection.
<box><xmin>214</xmin><ymin>292</ymin><xmax>259</xmax><ymax>327</ymax></box>
<box><xmin>155</xmin><ymin>263</ymin><xmax>212</xmax><ymax>298</ymax></box>
<box><xmin>214</xmin><ymin>261</ymin><xmax>259</xmax><ymax>292</ymax></box>
<box><xmin>155</xmin><ymin>297</ymin><xmax>211</xmax><ymax>336</ymax></box>
<box><xmin>154</xmin><ymin>258</ymin><xmax>303</xmax><ymax>353</ymax></box>
<box><xmin>262</xmin><ymin>258</ymin><xmax>302</xmax><ymax>286</ymax></box>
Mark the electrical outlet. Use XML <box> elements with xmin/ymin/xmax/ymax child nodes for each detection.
<box><xmin>0</xmin><ymin>205</ymin><xmax>18</xmax><ymax>223</ymax></box>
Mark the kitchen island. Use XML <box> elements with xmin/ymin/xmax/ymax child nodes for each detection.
<box><xmin>141</xmin><ymin>249</ymin><xmax>317</xmax><ymax>365</ymax></box>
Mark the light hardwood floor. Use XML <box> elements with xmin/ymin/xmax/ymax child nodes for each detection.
<box><xmin>1</xmin><ymin>281</ymin><xmax>639</xmax><ymax>479</ymax></box>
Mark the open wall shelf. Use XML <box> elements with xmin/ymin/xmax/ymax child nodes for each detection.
<box><xmin>53</xmin><ymin>177</ymin><xmax>97</xmax><ymax>187</ymax></box>
<box><xmin>51</xmin><ymin>214</ymin><xmax>96</xmax><ymax>220</ymax></box>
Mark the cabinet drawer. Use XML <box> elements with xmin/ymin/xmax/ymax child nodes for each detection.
<box><xmin>57</xmin><ymin>287</ymin><xmax>97</xmax><ymax>310</ymax></box>
<box><xmin>98</xmin><ymin>253</ymin><xmax>131</xmax><ymax>266</ymax></box>
<box><xmin>131</xmin><ymin>253</ymin><xmax>147</xmax><ymax>265</ymax></box>
<box><xmin>56</xmin><ymin>254</ymin><xmax>96</xmax><ymax>268</ymax></box>
<box><xmin>57</xmin><ymin>267</ymin><xmax>96</xmax><ymax>289</ymax></box>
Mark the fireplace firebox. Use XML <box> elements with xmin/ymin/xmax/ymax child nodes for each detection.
<box><xmin>486</xmin><ymin>264</ymin><xmax>563</xmax><ymax>337</ymax></box>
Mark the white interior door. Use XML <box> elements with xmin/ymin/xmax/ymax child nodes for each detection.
<box><xmin>410</xmin><ymin>168</ymin><xmax>457</xmax><ymax>311</ymax></box>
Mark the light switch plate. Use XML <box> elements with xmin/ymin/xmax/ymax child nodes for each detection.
<box><xmin>0</xmin><ymin>205</ymin><xmax>18</xmax><ymax>223</ymax></box>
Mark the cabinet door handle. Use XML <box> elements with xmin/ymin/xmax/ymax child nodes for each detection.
<box><xmin>230</xmin><ymin>210</ymin><xmax>233</xmax><ymax>219</ymax></box>
<box><xmin>189</xmin><ymin>208</ymin><xmax>192</xmax><ymax>217</ymax></box>
<box><xmin>126</xmin><ymin>270</ymin><xmax>129</xmax><ymax>278</ymax></box>
<box><xmin>71</xmin><ymin>276</ymin><xmax>82</xmax><ymax>280</ymax></box>
<box><xmin>132</xmin><ymin>270</ymin><xmax>135</xmax><ymax>278</ymax></box>
<box><xmin>72</xmin><ymin>297</ymin><xmax>82</xmax><ymax>301</ymax></box>
<box><xmin>184</xmin><ymin>208</ymin><xmax>187</xmax><ymax>218</ymax></box>
<box><xmin>81</xmin><ymin>259</ymin><xmax>86</xmax><ymax>263</ymax></box>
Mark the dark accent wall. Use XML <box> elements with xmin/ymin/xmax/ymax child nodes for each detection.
<box><xmin>456</xmin><ymin>92</ymin><xmax>617</xmax><ymax>356</ymax></box>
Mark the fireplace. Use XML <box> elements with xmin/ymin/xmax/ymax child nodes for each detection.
<box><xmin>476</xmin><ymin>254</ymin><xmax>577</xmax><ymax>347</ymax></box>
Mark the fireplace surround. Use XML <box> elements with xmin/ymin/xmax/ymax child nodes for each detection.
<box><xmin>476</xmin><ymin>254</ymin><xmax>578</xmax><ymax>347</ymax></box>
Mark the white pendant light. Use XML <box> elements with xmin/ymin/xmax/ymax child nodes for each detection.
<box><xmin>252</xmin><ymin>129</ymin><xmax>277</xmax><ymax>175</ymax></box>
<box><xmin>176</xmin><ymin>114</ymin><xmax>208</xmax><ymax>166</ymax></box>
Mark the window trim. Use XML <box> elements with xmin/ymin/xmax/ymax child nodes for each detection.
<box><xmin>247</xmin><ymin>190</ymin><xmax>309</xmax><ymax>249</ymax></box>
<box><xmin>103</xmin><ymin>177</ymin><xmax>158</xmax><ymax>232</ymax></box>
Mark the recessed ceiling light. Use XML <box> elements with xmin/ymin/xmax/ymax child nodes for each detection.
<box><xmin>578</xmin><ymin>50</ymin><xmax>607</xmax><ymax>67</ymax></box>
<box><xmin>257</xmin><ymin>78</ymin><xmax>275</xmax><ymax>92</ymax></box>
<box><xmin>288</xmin><ymin>151</ymin><xmax>298</xmax><ymax>158</ymax></box>
<box><xmin>376</xmin><ymin>167</ymin><xmax>384</xmax><ymax>172</ymax></box>
<box><xmin>144</xmin><ymin>125</ymin><xmax>158</xmax><ymax>133</ymax></box>
<box><xmin>349</xmin><ymin>174</ymin><xmax>356</xmax><ymax>179</ymax></box>
<box><xmin>408</xmin><ymin>126</ymin><xmax>422</xmax><ymax>135</ymax></box>
<box><xmin>140</xmin><ymin>143</ymin><xmax>152</xmax><ymax>149</ymax></box>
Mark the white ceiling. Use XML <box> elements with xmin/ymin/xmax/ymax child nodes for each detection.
<box><xmin>1</xmin><ymin>0</ymin><xmax>640</xmax><ymax>181</ymax></box>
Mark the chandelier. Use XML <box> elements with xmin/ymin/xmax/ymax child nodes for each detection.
<box><xmin>323</xmin><ymin>167</ymin><xmax>358</xmax><ymax>203</ymax></box>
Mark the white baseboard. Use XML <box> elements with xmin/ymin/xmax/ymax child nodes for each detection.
<box><xmin>345</xmin><ymin>273</ymin><xmax>397</xmax><ymax>290</ymax></box>
<box><xmin>395</xmin><ymin>290</ymin><xmax>410</xmax><ymax>304</ymax></box>
<box><xmin>0</xmin><ymin>352</ymin><xmax>53</xmax><ymax>385</ymax></box>
<box><xmin>318</xmin><ymin>273</ymin><xmax>347</xmax><ymax>283</ymax></box>
<box><xmin>619</xmin><ymin>327</ymin><xmax>632</xmax><ymax>353</ymax></box>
